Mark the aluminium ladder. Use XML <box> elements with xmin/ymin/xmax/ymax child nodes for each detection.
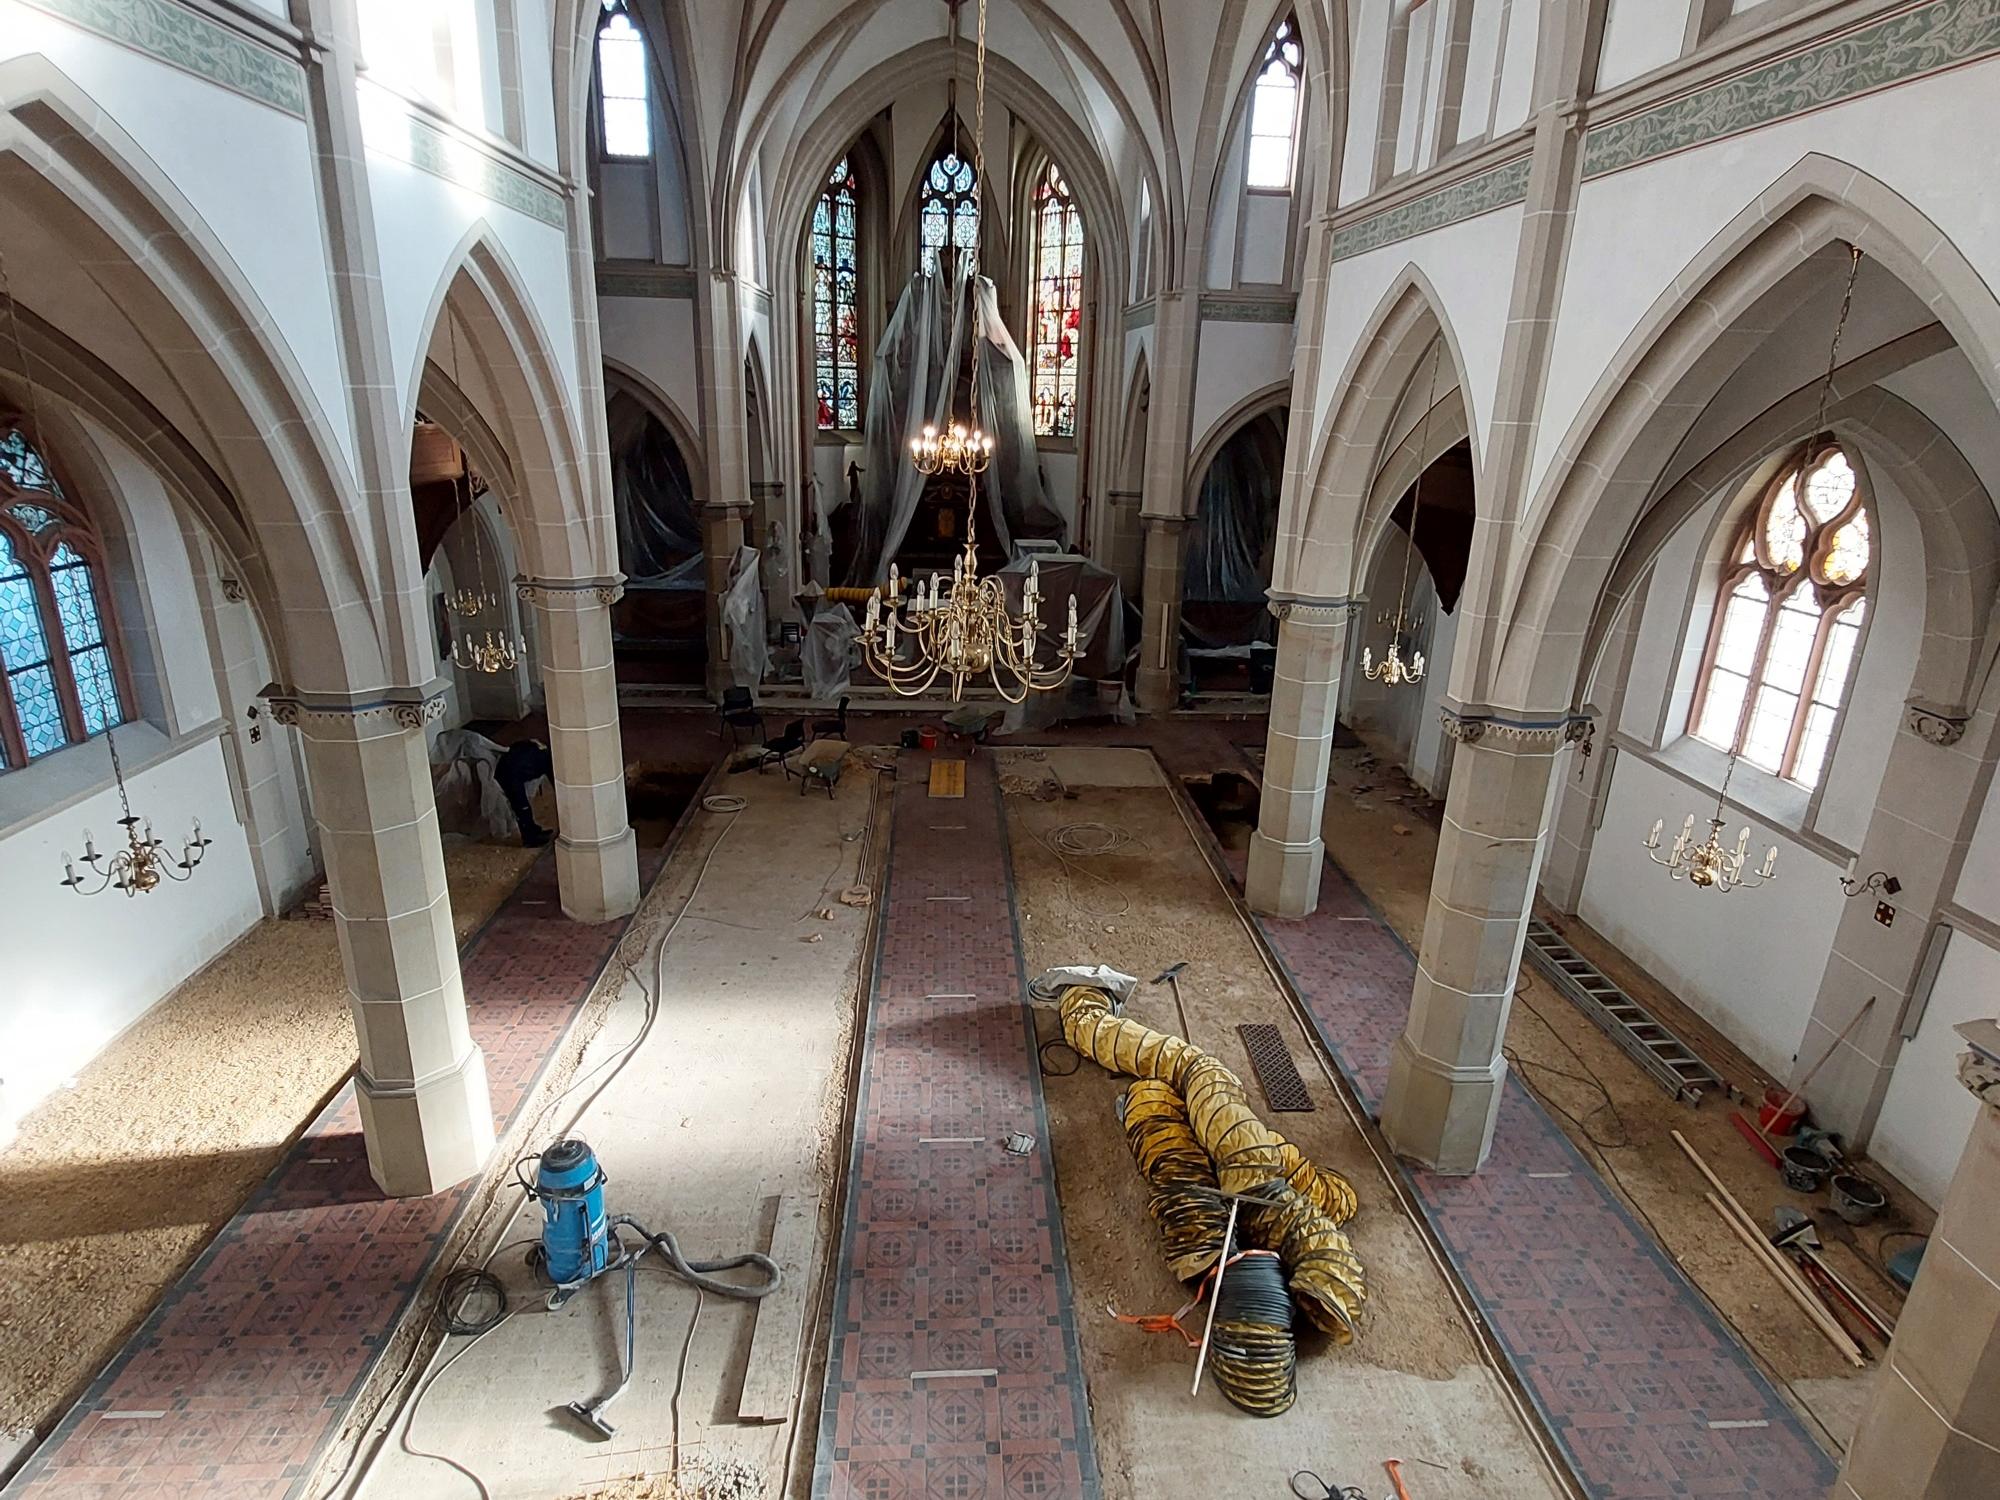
<box><xmin>1521</xmin><ymin>919</ymin><xmax>1726</xmax><ymax>1105</ymax></box>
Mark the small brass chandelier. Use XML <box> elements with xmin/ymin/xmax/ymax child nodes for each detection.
<box><xmin>60</xmin><ymin>728</ymin><xmax>212</xmax><ymax>898</ymax></box>
<box><xmin>439</xmin><ymin>322</ymin><xmax>521</xmax><ymax>673</ymax></box>
<box><xmin>1644</xmin><ymin>756</ymin><xmax>1777</xmax><ymax>893</ymax></box>
<box><xmin>1643</xmin><ymin>244</ymin><xmax>1863</xmax><ymax>893</ymax></box>
<box><xmin>1362</xmin><ymin>340</ymin><xmax>1442</xmax><ymax>687</ymax></box>
<box><xmin>860</xmin><ymin>0</ymin><xmax>1076</xmax><ymax>703</ymax></box>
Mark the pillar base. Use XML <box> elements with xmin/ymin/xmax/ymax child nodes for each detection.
<box><xmin>1135</xmin><ymin>662</ymin><xmax>1179</xmax><ymax>715</ymax></box>
<box><xmin>355</xmin><ymin>1045</ymin><xmax>495</xmax><ymax>1197</ymax></box>
<box><xmin>1246</xmin><ymin>829</ymin><xmax>1323</xmax><ymax>918</ymax></box>
<box><xmin>1380</xmin><ymin>1034</ymin><xmax>1505</xmax><ymax>1174</ymax></box>
<box><xmin>556</xmin><ymin>826</ymin><xmax>642</xmax><ymax>922</ymax></box>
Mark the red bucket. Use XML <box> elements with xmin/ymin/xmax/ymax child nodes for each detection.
<box><xmin>1758</xmin><ymin>1085</ymin><xmax>1807</xmax><ymax>1136</ymax></box>
<box><xmin>918</xmin><ymin>725</ymin><xmax>939</xmax><ymax>750</ymax></box>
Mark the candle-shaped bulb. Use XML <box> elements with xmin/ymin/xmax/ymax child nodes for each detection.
<box><xmin>885</xmin><ymin>614</ymin><xmax>897</xmax><ymax>653</ymax></box>
<box><xmin>889</xmin><ymin>564</ymin><xmax>900</xmax><ymax>600</ymax></box>
<box><xmin>83</xmin><ymin>830</ymin><xmax>96</xmax><ymax>860</ymax></box>
<box><xmin>866</xmin><ymin>592</ymin><xmax>880</xmax><ymax>631</ymax></box>
<box><xmin>1647</xmin><ymin>818</ymin><xmax>1664</xmax><ymax>848</ymax></box>
<box><xmin>1681</xmin><ymin>813</ymin><xmax>1696</xmax><ymax>838</ymax></box>
<box><xmin>1762</xmin><ymin>846</ymin><xmax>1778</xmax><ymax>878</ymax></box>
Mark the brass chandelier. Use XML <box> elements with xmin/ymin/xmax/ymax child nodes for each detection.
<box><xmin>439</xmin><ymin>320</ymin><xmax>522</xmax><ymax>675</ymax></box>
<box><xmin>1643</xmin><ymin>244</ymin><xmax>1863</xmax><ymax>892</ymax></box>
<box><xmin>60</xmin><ymin>727</ymin><xmax>212</xmax><ymax>898</ymax></box>
<box><xmin>1362</xmin><ymin>340</ymin><xmax>1442</xmax><ymax>687</ymax></box>
<box><xmin>860</xmin><ymin>0</ymin><xmax>1076</xmax><ymax>703</ymax></box>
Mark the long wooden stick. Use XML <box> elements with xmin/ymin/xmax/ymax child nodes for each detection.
<box><xmin>1191</xmin><ymin>1196</ymin><xmax>1240</xmax><ymax>1397</ymax></box>
<box><xmin>1676</xmin><ymin>1127</ymin><xmax>1866</xmax><ymax>1364</ymax></box>
<box><xmin>1707</xmin><ymin>1192</ymin><xmax>1865</xmax><ymax>1365</ymax></box>
<box><xmin>1756</xmin><ymin>996</ymin><xmax>1876</xmax><ymax>1145</ymax></box>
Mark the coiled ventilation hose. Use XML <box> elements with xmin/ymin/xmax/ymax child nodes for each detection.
<box><xmin>1059</xmin><ymin>985</ymin><xmax>1367</xmax><ymax>1342</ymax></box>
<box><xmin>1121</xmin><ymin>1080</ymin><xmax>1229</xmax><ymax>1282</ymax></box>
<box><xmin>1206</xmin><ymin>1250</ymin><xmax>1298</xmax><ymax>1418</ymax></box>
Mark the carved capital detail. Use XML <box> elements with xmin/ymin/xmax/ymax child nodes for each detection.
<box><xmin>1267</xmin><ymin>594</ymin><xmax>1355</xmax><ymax>629</ymax></box>
<box><xmin>219</xmin><ymin>576</ymin><xmax>248</xmax><ymax>604</ymax></box>
<box><xmin>1439</xmin><ymin>705</ymin><xmax>1595</xmax><ymax>754</ymax></box>
<box><xmin>517</xmin><ymin>575</ymin><xmax>626</xmax><ymax>609</ymax></box>
<box><xmin>1905</xmin><ymin>701</ymin><xmax>1967</xmax><ymax>747</ymax></box>
<box><xmin>262</xmin><ymin>685</ymin><xmax>449</xmax><ymax>737</ymax></box>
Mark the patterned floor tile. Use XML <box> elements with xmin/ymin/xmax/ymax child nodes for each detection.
<box><xmin>815</xmin><ymin>753</ymin><xmax>1098</xmax><ymax>1500</ymax></box>
<box><xmin>6</xmin><ymin>847</ymin><xmax>666</xmax><ymax>1500</ymax></box>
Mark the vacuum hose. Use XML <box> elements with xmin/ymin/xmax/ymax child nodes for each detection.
<box><xmin>1059</xmin><ymin>986</ymin><xmax>1367</xmax><ymax>1342</ymax></box>
<box><xmin>1207</xmin><ymin>1250</ymin><xmax>1298</xmax><ymax>1417</ymax></box>
<box><xmin>1122</xmin><ymin>1080</ymin><xmax>1230</xmax><ymax>1282</ymax></box>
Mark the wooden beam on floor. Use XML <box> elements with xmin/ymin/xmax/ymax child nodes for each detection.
<box><xmin>928</xmin><ymin>759</ymin><xmax>967</xmax><ymax>798</ymax></box>
<box><xmin>737</xmin><ymin>1191</ymin><xmax>822</xmax><ymax>1424</ymax></box>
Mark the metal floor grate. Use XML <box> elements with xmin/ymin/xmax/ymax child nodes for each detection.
<box><xmin>1237</xmin><ymin>1023</ymin><xmax>1314</xmax><ymax>1112</ymax></box>
<box><xmin>1522</xmin><ymin>919</ymin><xmax>1726</xmax><ymax>1105</ymax></box>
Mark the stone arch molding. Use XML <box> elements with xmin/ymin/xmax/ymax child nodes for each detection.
<box><xmin>0</xmin><ymin>54</ymin><xmax>379</xmax><ymax>695</ymax></box>
<box><xmin>603</xmin><ymin>358</ymin><xmax>707</xmax><ymax>483</ymax></box>
<box><xmin>1278</xmin><ymin>264</ymin><xmax>1479</xmax><ymax>603</ymax></box>
<box><xmin>1501</xmin><ymin>154</ymin><xmax>2000</xmax><ymax>718</ymax></box>
<box><xmin>407</xmin><ymin>224</ymin><xmax>612</xmax><ymax>584</ymax></box>
<box><xmin>1186</xmin><ymin>379</ymin><xmax>1292</xmax><ymax>514</ymax></box>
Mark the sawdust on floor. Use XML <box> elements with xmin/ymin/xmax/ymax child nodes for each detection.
<box><xmin>1312</xmin><ymin>741</ymin><xmax>1926</xmax><ymax>1454</ymax></box>
<box><xmin>0</xmin><ymin>838</ymin><xmax>540</xmax><ymax>1441</ymax></box>
<box><xmin>1005</xmin><ymin>770</ymin><xmax>1566</xmax><ymax>1499</ymax></box>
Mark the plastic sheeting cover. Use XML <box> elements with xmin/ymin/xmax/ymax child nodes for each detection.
<box><xmin>721</xmin><ymin>545</ymin><xmax>769</xmax><ymax>687</ymax></box>
<box><xmin>430</xmin><ymin>728</ymin><xmax>526</xmax><ymax>842</ymax></box>
<box><xmin>610</xmin><ymin>402</ymin><xmax>703</xmax><ymax>584</ymax></box>
<box><xmin>803</xmin><ymin>604</ymin><xmax>859</xmax><ymax>699</ymax></box>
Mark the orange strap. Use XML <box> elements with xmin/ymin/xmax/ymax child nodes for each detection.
<box><xmin>1111</xmin><ymin>1249</ymin><xmax>1284</xmax><ymax>1348</ymax></box>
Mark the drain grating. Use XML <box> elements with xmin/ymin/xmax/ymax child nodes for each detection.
<box><xmin>1238</xmin><ymin>1023</ymin><xmax>1314</xmax><ymax>1112</ymax></box>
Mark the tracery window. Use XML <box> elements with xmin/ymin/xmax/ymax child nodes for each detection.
<box><xmin>812</xmin><ymin>156</ymin><xmax>863</xmax><ymax>431</ymax></box>
<box><xmin>1246</xmin><ymin>14</ymin><xmax>1303</xmax><ymax>190</ymax></box>
<box><xmin>596</xmin><ymin>2</ymin><xmax>651</xmax><ymax>159</ymax></box>
<box><xmin>919</xmin><ymin>148</ymin><xmax>980</xmax><ymax>276</ymax></box>
<box><xmin>1029</xmin><ymin>162</ymin><xmax>1084</xmax><ymax>439</ymax></box>
<box><xmin>0</xmin><ymin>424</ymin><xmax>127</xmax><ymax>769</ymax></box>
<box><xmin>1690</xmin><ymin>441</ymin><xmax>1871</xmax><ymax>790</ymax></box>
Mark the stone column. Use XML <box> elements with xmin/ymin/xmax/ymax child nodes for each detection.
<box><xmin>1246</xmin><ymin>599</ymin><xmax>1351</xmax><ymax>917</ymax></box>
<box><xmin>1794</xmin><ymin>701</ymin><xmax>1997</xmax><ymax>1144</ymax></box>
<box><xmin>1837</xmin><ymin>1072</ymin><xmax>2000</xmax><ymax>1497</ymax></box>
<box><xmin>270</xmin><ymin>687</ymin><xmax>494</xmax><ymax>1198</ymax></box>
<box><xmin>520</xmin><ymin>578</ymin><xmax>641</xmax><ymax>923</ymax></box>
<box><xmin>1381</xmin><ymin>706</ymin><xmax>1585</xmax><ymax>1173</ymax></box>
<box><xmin>700</xmin><ymin>499</ymin><xmax>753</xmax><ymax>696</ymax></box>
<box><xmin>1135</xmin><ymin>514</ymin><xmax>1189</xmax><ymax>714</ymax></box>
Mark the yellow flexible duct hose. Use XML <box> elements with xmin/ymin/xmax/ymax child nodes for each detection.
<box><xmin>1122</xmin><ymin>1080</ymin><xmax>1229</xmax><ymax>1281</ymax></box>
<box><xmin>1059</xmin><ymin>985</ymin><xmax>1366</xmax><ymax>1343</ymax></box>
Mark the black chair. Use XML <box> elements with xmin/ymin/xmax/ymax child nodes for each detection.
<box><xmin>810</xmin><ymin>695</ymin><xmax>850</xmax><ymax>742</ymax></box>
<box><xmin>718</xmin><ymin>686</ymin><xmax>764</xmax><ymax>745</ymax></box>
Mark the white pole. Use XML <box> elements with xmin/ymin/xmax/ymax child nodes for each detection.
<box><xmin>1191</xmin><ymin>1196</ymin><xmax>1240</xmax><ymax>1398</ymax></box>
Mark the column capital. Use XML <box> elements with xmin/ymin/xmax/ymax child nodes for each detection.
<box><xmin>263</xmin><ymin>681</ymin><xmax>449</xmax><ymax>737</ymax></box>
<box><xmin>1905</xmin><ymin>698</ymin><xmax>1968</xmax><ymax>747</ymax></box>
<box><xmin>1140</xmin><ymin>512</ymin><xmax>1190</xmax><ymax>535</ymax></box>
<box><xmin>703</xmin><ymin>497</ymin><xmax>756</xmax><ymax>520</ymax></box>
<box><xmin>1438</xmin><ymin>700</ymin><xmax>1594</xmax><ymax>754</ymax></box>
<box><xmin>1266</xmin><ymin>592</ymin><xmax>1356</xmax><ymax>629</ymax></box>
<box><xmin>517</xmin><ymin>573</ymin><xmax>625</xmax><ymax>608</ymax></box>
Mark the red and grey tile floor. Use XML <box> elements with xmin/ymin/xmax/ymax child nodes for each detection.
<box><xmin>1246</xmin><ymin>849</ymin><xmax>1840</xmax><ymax>1499</ymax></box>
<box><xmin>814</xmin><ymin>752</ymin><xmax>1098</xmax><ymax>1500</ymax></box>
<box><xmin>4</xmin><ymin>846</ymin><xmax>666</xmax><ymax>1500</ymax></box>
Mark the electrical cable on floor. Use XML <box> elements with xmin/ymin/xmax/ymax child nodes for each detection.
<box><xmin>1038</xmin><ymin>820</ymin><xmax>1141</xmax><ymax>919</ymax></box>
<box><xmin>310</xmin><ymin>795</ymin><xmax>750</xmax><ymax>1500</ymax></box>
<box><xmin>670</xmin><ymin>1288</ymin><xmax>705</xmax><ymax>1491</ymax></box>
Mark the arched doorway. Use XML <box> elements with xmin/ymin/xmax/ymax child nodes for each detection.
<box><xmin>1182</xmin><ymin>410</ymin><xmax>1285</xmax><ymax>699</ymax></box>
<box><xmin>605</xmin><ymin>386</ymin><xmax>706</xmax><ymax>686</ymax></box>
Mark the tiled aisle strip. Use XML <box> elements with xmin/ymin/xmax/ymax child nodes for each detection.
<box><xmin>1248</xmin><ymin>852</ymin><xmax>1839</xmax><ymax>1499</ymax></box>
<box><xmin>815</xmin><ymin>752</ymin><xmax>1099</xmax><ymax>1500</ymax></box>
<box><xmin>7</xmin><ymin>846</ymin><xmax>666</xmax><ymax>1500</ymax></box>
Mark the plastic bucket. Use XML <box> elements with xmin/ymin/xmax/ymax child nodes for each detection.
<box><xmin>1780</xmin><ymin>1145</ymin><xmax>1830</xmax><ymax>1193</ymax></box>
<box><xmin>1830</xmin><ymin>1172</ymin><xmax>1887</xmax><ymax>1225</ymax></box>
<box><xmin>1759</xmin><ymin>1085</ymin><xmax>1807</xmax><ymax>1136</ymax></box>
<box><xmin>918</xmin><ymin>725</ymin><xmax>939</xmax><ymax>750</ymax></box>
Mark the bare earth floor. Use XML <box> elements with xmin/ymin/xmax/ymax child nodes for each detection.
<box><xmin>1002</xmin><ymin>747</ymin><xmax>1567</xmax><ymax>1500</ymax></box>
<box><xmin>1312</xmin><ymin>741</ymin><xmax>1932</xmax><ymax>1459</ymax></box>
<box><xmin>0</xmin><ymin>840</ymin><xmax>538</xmax><ymax>1462</ymax></box>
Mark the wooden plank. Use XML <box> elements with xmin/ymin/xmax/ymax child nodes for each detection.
<box><xmin>928</xmin><ymin>759</ymin><xmax>966</xmax><ymax>798</ymax></box>
<box><xmin>737</xmin><ymin>1191</ymin><xmax>823</xmax><ymax>1423</ymax></box>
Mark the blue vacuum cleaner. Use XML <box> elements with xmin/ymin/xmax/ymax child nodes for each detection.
<box><xmin>521</xmin><ymin>1137</ymin><xmax>783</xmax><ymax>1441</ymax></box>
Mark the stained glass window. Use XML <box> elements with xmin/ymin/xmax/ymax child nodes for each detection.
<box><xmin>1029</xmin><ymin>163</ymin><xmax>1084</xmax><ymax>439</ymax></box>
<box><xmin>813</xmin><ymin>157</ymin><xmax>863</xmax><ymax>431</ymax></box>
<box><xmin>0</xmin><ymin>423</ymin><xmax>128</xmax><ymax>769</ymax></box>
<box><xmin>597</xmin><ymin>3</ymin><xmax>650</xmax><ymax>159</ymax></box>
<box><xmin>919</xmin><ymin>149</ymin><xmax>979</xmax><ymax>276</ymax></box>
<box><xmin>1690</xmin><ymin>441</ymin><xmax>1871</xmax><ymax>789</ymax></box>
<box><xmin>1246</xmin><ymin>14</ymin><xmax>1303</xmax><ymax>190</ymax></box>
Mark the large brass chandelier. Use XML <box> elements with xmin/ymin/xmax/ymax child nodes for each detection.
<box><xmin>859</xmin><ymin>0</ymin><xmax>1076</xmax><ymax>702</ymax></box>
<box><xmin>1362</xmin><ymin>340</ymin><xmax>1441</xmax><ymax>687</ymax></box>
<box><xmin>60</xmin><ymin>728</ymin><xmax>212</xmax><ymax>898</ymax></box>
